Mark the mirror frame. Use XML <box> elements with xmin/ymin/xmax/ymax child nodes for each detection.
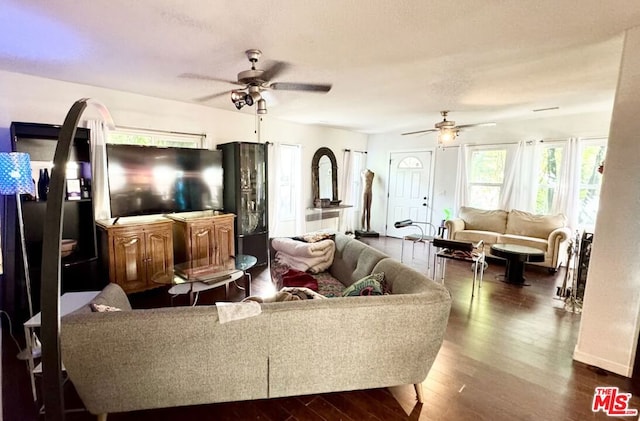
<box><xmin>312</xmin><ymin>147</ymin><xmax>338</xmax><ymax>203</ymax></box>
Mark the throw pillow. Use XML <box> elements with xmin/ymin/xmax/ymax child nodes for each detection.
<box><xmin>342</xmin><ymin>272</ymin><xmax>385</xmax><ymax>297</ymax></box>
<box><xmin>292</xmin><ymin>231</ymin><xmax>336</xmax><ymax>243</ymax></box>
<box><xmin>90</xmin><ymin>303</ymin><xmax>122</xmax><ymax>312</ymax></box>
<box><xmin>281</xmin><ymin>269</ymin><xmax>319</xmax><ymax>291</ymax></box>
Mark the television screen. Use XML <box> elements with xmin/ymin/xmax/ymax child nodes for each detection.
<box><xmin>106</xmin><ymin>144</ymin><xmax>223</xmax><ymax>217</ymax></box>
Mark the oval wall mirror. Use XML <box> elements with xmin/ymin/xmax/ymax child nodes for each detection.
<box><xmin>311</xmin><ymin>147</ymin><xmax>338</xmax><ymax>204</ymax></box>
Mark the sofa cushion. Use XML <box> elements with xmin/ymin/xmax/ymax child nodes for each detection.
<box><xmin>342</xmin><ymin>273</ymin><xmax>385</xmax><ymax>297</ymax></box>
<box><xmin>459</xmin><ymin>207</ymin><xmax>508</xmax><ymax>233</ymax></box>
<box><xmin>505</xmin><ymin>209</ymin><xmax>566</xmax><ymax>239</ymax></box>
<box><xmin>498</xmin><ymin>234</ymin><xmax>548</xmax><ymax>252</ymax></box>
<box><xmin>454</xmin><ymin>230</ymin><xmax>501</xmax><ymax>245</ymax></box>
<box><xmin>330</xmin><ymin>236</ymin><xmax>388</xmax><ymax>287</ymax></box>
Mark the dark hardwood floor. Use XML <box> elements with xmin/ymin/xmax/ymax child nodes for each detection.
<box><xmin>3</xmin><ymin>235</ymin><xmax>640</xmax><ymax>420</ymax></box>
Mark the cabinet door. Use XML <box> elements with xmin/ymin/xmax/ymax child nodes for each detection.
<box><xmin>145</xmin><ymin>226</ymin><xmax>174</xmax><ymax>285</ymax></box>
<box><xmin>214</xmin><ymin>218</ymin><xmax>235</xmax><ymax>270</ymax></box>
<box><xmin>112</xmin><ymin>232</ymin><xmax>147</xmax><ymax>293</ymax></box>
<box><xmin>188</xmin><ymin>221</ymin><xmax>216</xmax><ymax>269</ymax></box>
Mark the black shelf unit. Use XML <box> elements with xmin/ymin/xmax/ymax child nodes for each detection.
<box><xmin>2</xmin><ymin>122</ymin><xmax>104</xmax><ymax>321</ymax></box>
<box><xmin>217</xmin><ymin>141</ymin><xmax>269</xmax><ymax>266</ymax></box>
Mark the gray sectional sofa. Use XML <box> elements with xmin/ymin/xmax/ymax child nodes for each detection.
<box><xmin>60</xmin><ymin>234</ymin><xmax>452</xmax><ymax>420</ymax></box>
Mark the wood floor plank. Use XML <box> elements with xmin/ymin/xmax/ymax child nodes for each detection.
<box><xmin>305</xmin><ymin>395</ymin><xmax>357</xmax><ymax>421</ymax></box>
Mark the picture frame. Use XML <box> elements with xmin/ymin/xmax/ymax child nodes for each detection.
<box><xmin>66</xmin><ymin>178</ymin><xmax>81</xmax><ymax>200</ymax></box>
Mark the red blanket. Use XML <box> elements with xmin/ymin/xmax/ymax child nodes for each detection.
<box><xmin>281</xmin><ymin>269</ymin><xmax>319</xmax><ymax>291</ymax></box>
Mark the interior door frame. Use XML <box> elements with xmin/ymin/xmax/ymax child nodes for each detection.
<box><xmin>384</xmin><ymin>148</ymin><xmax>437</xmax><ymax>236</ymax></box>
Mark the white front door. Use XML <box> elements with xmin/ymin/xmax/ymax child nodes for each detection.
<box><xmin>385</xmin><ymin>151</ymin><xmax>433</xmax><ymax>238</ymax></box>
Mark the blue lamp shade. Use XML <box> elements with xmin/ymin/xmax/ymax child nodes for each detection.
<box><xmin>0</xmin><ymin>152</ymin><xmax>35</xmax><ymax>195</ymax></box>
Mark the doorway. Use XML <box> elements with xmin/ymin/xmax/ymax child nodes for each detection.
<box><xmin>385</xmin><ymin>150</ymin><xmax>434</xmax><ymax>238</ymax></box>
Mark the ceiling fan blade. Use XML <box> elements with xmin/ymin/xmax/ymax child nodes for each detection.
<box><xmin>270</xmin><ymin>82</ymin><xmax>332</xmax><ymax>92</ymax></box>
<box><xmin>193</xmin><ymin>91</ymin><xmax>229</xmax><ymax>102</ymax></box>
<box><xmin>260</xmin><ymin>61</ymin><xmax>290</xmax><ymax>82</ymax></box>
<box><xmin>456</xmin><ymin>122</ymin><xmax>496</xmax><ymax>129</ymax></box>
<box><xmin>179</xmin><ymin>73</ymin><xmax>244</xmax><ymax>86</ymax></box>
<box><xmin>402</xmin><ymin>128</ymin><xmax>439</xmax><ymax>136</ymax></box>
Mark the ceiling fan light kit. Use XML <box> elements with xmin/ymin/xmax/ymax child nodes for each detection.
<box><xmin>257</xmin><ymin>99</ymin><xmax>267</xmax><ymax>115</ymax></box>
<box><xmin>185</xmin><ymin>49</ymin><xmax>332</xmax><ymax>115</ymax></box>
<box><xmin>402</xmin><ymin>110</ymin><xmax>496</xmax><ymax>147</ymax></box>
<box><xmin>437</xmin><ymin>127</ymin><xmax>457</xmax><ymax>145</ymax></box>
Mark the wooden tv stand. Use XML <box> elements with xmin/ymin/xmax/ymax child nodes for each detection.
<box><xmin>97</xmin><ymin>212</ymin><xmax>236</xmax><ymax>294</ymax></box>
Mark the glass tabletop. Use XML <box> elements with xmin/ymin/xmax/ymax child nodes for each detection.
<box><xmin>235</xmin><ymin>254</ymin><xmax>258</xmax><ymax>271</ymax></box>
<box><xmin>490</xmin><ymin>243</ymin><xmax>544</xmax><ymax>256</ymax></box>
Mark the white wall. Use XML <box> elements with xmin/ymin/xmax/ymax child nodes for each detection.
<box><xmin>366</xmin><ymin>111</ymin><xmax>612</xmax><ymax>235</ymax></box>
<box><xmin>0</xmin><ymin>70</ymin><xmax>367</xmax><ymax>233</ymax></box>
<box><xmin>574</xmin><ymin>26</ymin><xmax>640</xmax><ymax>377</ymax></box>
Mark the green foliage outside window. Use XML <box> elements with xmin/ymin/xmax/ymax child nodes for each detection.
<box><xmin>467</xmin><ymin>149</ymin><xmax>506</xmax><ymax>209</ymax></box>
<box><xmin>469</xmin><ymin>149</ymin><xmax>506</xmax><ymax>183</ymax></box>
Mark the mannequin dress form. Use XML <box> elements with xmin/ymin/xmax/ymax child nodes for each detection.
<box><xmin>355</xmin><ymin>169</ymin><xmax>379</xmax><ymax>238</ymax></box>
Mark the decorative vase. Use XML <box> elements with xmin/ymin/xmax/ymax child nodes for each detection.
<box><xmin>37</xmin><ymin>168</ymin><xmax>50</xmax><ymax>201</ymax></box>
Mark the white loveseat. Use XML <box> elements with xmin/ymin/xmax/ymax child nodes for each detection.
<box><xmin>445</xmin><ymin>207</ymin><xmax>572</xmax><ymax>271</ymax></box>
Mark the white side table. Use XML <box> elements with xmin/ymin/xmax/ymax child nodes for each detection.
<box><xmin>24</xmin><ymin>290</ymin><xmax>100</xmax><ymax>401</ymax></box>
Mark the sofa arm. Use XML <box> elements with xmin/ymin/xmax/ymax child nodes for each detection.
<box><xmin>444</xmin><ymin>218</ymin><xmax>465</xmax><ymax>239</ymax></box>
<box><xmin>547</xmin><ymin>227</ymin><xmax>572</xmax><ymax>268</ymax></box>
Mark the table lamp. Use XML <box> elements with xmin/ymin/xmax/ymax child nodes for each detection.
<box><xmin>0</xmin><ymin>152</ymin><xmax>41</xmax><ymax>359</ymax></box>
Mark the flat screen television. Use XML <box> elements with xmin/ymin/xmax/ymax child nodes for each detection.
<box><xmin>106</xmin><ymin>144</ymin><xmax>224</xmax><ymax>217</ymax></box>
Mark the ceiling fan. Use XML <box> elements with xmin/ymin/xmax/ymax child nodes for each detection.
<box><xmin>402</xmin><ymin>111</ymin><xmax>496</xmax><ymax>144</ymax></box>
<box><xmin>180</xmin><ymin>49</ymin><xmax>332</xmax><ymax>114</ymax></box>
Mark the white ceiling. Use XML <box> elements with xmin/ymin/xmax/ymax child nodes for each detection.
<box><xmin>2</xmin><ymin>1</ymin><xmax>640</xmax><ymax>134</ymax></box>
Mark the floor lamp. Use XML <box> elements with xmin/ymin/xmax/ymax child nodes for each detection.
<box><xmin>0</xmin><ymin>152</ymin><xmax>41</xmax><ymax>359</ymax></box>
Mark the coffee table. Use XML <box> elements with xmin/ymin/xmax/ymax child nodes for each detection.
<box><xmin>158</xmin><ymin>265</ymin><xmax>244</xmax><ymax>306</ymax></box>
<box><xmin>490</xmin><ymin>243</ymin><xmax>545</xmax><ymax>285</ymax></box>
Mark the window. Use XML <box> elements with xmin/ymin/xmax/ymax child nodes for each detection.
<box><xmin>467</xmin><ymin>148</ymin><xmax>507</xmax><ymax>209</ymax></box>
<box><xmin>535</xmin><ymin>144</ymin><xmax>563</xmax><ymax>214</ymax></box>
<box><xmin>398</xmin><ymin>156</ymin><xmax>422</xmax><ymax>169</ymax></box>
<box><xmin>108</xmin><ymin>129</ymin><xmax>204</xmax><ymax>148</ymax></box>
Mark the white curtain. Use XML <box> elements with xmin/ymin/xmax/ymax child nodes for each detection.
<box><xmin>339</xmin><ymin>150</ymin><xmax>366</xmax><ymax>233</ymax></box>
<box><xmin>499</xmin><ymin>141</ymin><xmax>522</xmax><ymax>210</ymax></box>
<box><xmin>453</xmin><ymin>145</ymin><xmax>468</xmax><ymax>213</ymax></box>
<box><xmin>268</xmin><ymin>143</ymin><xmax>304</xmax><ymax>237</ymax></box>
<box><xmin>499</xmin><ymin>140</ymin><xmax>539</xmax><ymax>211</ymax></box>
<box><xmin>552</xmin><ymin>137</ymin><xmax>580</xmax><ymax>229</ymax></box>
<box><xmin>268</xmin><ymin>143</ymin><xmax>282</xmax><ymax>235</ymax></box>
<box><xmin>87</xmin><ymin>120</ymin><xmax>111</xmax><ymax>220</ymax></box>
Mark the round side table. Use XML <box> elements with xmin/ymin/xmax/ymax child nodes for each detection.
<box><xmin>235</xmin><ymin>254</ymin><xmax>258</xmax><ymax>297</ymax></box>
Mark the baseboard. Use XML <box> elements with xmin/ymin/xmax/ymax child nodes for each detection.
<box><xmin>573</xmin><ymin>346</ymin><xmax>633</xmax><ymax>377</ymax></box>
